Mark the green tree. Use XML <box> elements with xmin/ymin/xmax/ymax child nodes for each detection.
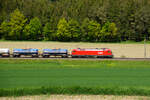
<box><xmin>56</xmin><ymin>18</ymin><xmax>70</xmax><ymax>41</ymax></box>
<box><xmin>81</xmin><ymin>18</ymin><xmax>90</xmax><ymax>41</ymax></box>
<box><xmin>9</xmin><ymin>9</ymin><xmax>27</xmax><ymax>40</ymax></box>
<box><xmin>100</xmin><ymin>22</ymin><xmax>119</xmax><ymax>42</ymax></box>
<box><xmin>87</xmin><ymin>20</ymin><xmax>101</xmax><ymax>42</ymax></box>
<box><xmin>134</xmin><ymin>6</ymin><xmax>150</xmax><ymax>41</ymax></box>
<box><xmin>0</xmin><ymin>0</ymin><xmax>18</xmax><ymax>24</ymax></box>
<box><xmin>23</xmin><ymin>17</ymin><xmax>42</xmax><ymax>40</ymax></box>
<box><xmin>81</xmin><ymin>18</ymin><xmax>101</xmax><ymax>42</ymax></box>
<box><xmin>1</xmin><ymin>0</ymin><xmax>150</xmax><ymax>42</ymax></box>
<box><xmin>43</xmin><ymin>19</ymin><xmax>56</xmax><ymax>41</ymax></box>
<box><xmin>67</xmin><ymin>19</ymin><xmax>81</xmax><ymax>41</ymax></box>
<box><xmin>0</xmin><ymin>21</ymin><xmax>10</xmax><ymax>39</ymax></box>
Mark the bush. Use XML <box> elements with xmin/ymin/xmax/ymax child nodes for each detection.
<box><xmin>1</xmin><ymin>86</ymin><xmax>150</xmax><ymax>97</ymax></box>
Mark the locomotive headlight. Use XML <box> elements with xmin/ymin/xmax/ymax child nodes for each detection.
<box><xmin>107</xmin><ymin>51</ymin><xmax>111</xmax><ymax>53</ymax></box>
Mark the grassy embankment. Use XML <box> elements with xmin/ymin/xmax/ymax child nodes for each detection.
<box><xmin>0</xmin><ymin>59</ymin><xmax>150</xmax><ymax>96</ymax></box>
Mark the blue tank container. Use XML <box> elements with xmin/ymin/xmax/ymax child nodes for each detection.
<box><xmin>42</xmin><ymin>49</ymin><xmax>68</xmax><ymax>58</ymax></box>
<box><xmin>13</xmin><ymin>48</ymin><xmax>38</xmax><ymax>57</ymax></box>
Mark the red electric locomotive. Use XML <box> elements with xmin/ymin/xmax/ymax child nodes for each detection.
<box><xmin>71</xmin><ymin>48</ymin><xmax>113</xmax><ymax>58</ymax></box>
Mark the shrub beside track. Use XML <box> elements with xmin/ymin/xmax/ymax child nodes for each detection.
<box><xmin>1</xmin><ymin>86</ymin><xmax>150</xmax><ymax>97</ymax></box>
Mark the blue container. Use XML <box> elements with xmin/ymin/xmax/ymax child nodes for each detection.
<box><xmin>43</xmin><ymin>49</ymin><xmax>68</xmax><ymax>54</ymax></box>
<box><xmin>13</xmin><ymin>48</ymin><xmax>38</xmax><ymax>55</ymax></box>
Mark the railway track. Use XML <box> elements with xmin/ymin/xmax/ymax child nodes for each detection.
<box><xmin>0</xmin><ymin>57</ymin><xmax>150</xmax><ymax>60</ymax></box>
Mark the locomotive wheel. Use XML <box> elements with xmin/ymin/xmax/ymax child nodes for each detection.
<box><xmin>46</xmin><ymin>55</ymin><xmax>49</xmax><ymax>58</ymax></box>
<box><xmin>1</xmin><ymin>55</ymin><xmax>9</xmax><ymax>58</ymax></box>
<box><xmin>43</xmin><ymin>55</ymin><xmax>49</xmax><ymax>58</ymax></box>
<box><xmin>13</xmin><ymin>55</ymin><xmax>20</xmax><ymax>57</ymax></box>
<box><xmin>72</xmin><ymin>56</ymin><xmax>78</xmax><ymax>58</ymax></box>
<box><xmin>5</xmin><ymin>55</ymin><xmax>10</xmax><ymax>58</ymax></box>
<box><xmin>13</xmin><ymin>55</ymin><xmax>16</xmax><ymax>57</ymax></box>
<box><xmin>62</xmin><ymin>55</ymin><xmax>68</xmax><ymax>58</ymax></box>
<box><xmin>97</xmin><ymin>56</ymin><xmax>101</xmax><ymax>58</ymax></box>
<box><xmin>42</xmin><ymin>55</ymin><xmax>46</xmax><ymax>58</ymax></box>
<box><xmin>65</xmin><ymin>56</ymin><xmax>68</xmax><ymax>58</ymax></box>
<box><xmin>32</xmin><ymin>55</ymin><xmax>38</xmax><ymax>58</ymax></box>
<box><xmin>17</xmin><ymin>55</ymin><xmax>20</xmax><ymax>57</ymax></box>
<box><xmin>107</xmin><ymin>56</ymin><xmax>113</xmax><ymax>58</ymax></box>
<box><xmin>72</xmin><ymin>56</ymin><xmax>76</xmax><ymax>58</ymax></box>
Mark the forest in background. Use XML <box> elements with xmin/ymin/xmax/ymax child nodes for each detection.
<box><xmin>0</xmin><ymin>0</ymin><xmax>150</xmax><ymax>42</ymax></box>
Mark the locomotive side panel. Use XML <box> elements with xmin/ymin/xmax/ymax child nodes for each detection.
<box><xmin>71</xmin><ymin>48</ymin><xmax>113</xmax><ymax>58</ymax></box>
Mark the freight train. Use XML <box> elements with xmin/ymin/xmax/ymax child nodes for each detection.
<box><xmin>0</xmin><ymin>48</ymin><xmax>113</xmax><ymax>58</ymax></box>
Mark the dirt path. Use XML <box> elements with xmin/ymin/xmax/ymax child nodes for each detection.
<box><xmin>0</xmin><ymin>41</ymin><xmax>150</xmax><ymax>58</ymax></box>
<box><xmin>0</xmin><ymin>95</ymin><xmax>150</xmax><ymax>100</ymax></box>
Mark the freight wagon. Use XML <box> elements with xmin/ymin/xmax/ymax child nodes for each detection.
<box><xmin>0</xmin><ymin>48</ymin><xmax>10</xmax><ymax>57</ymax></box>
<box><xmin>0</xmin><ymin>48</ymin><xmax>114</xmax><ymax>58</ymax></box>
<box><xmin>71</xmin><ymin>48</ymin><xmax>113</xmax><ymax>58</ymax></box>
<box><xmin>42</xmin><ymin>49</ymin><xmax>68</xmax><ymax>58</ymax></box>
<box><xmin>13</xmin><ymin>48</ymin><xmax>39</xmax><ymax>57</ymax></box>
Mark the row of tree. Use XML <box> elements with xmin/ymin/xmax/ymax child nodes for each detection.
<box><xmin>0</xmin><ymin>0</ymin><xmax>150</xmax><ymax>42</ymax></box>
<box><xmin>0</xmin><ymin>9</ymin><xmax>119</xmax><ymax>42</ymax></box>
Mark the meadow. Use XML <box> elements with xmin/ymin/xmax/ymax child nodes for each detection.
<box><xmin>0</xmin><ymin>59</ymin><xmax>150</xmax><ymax>96</ymax></box>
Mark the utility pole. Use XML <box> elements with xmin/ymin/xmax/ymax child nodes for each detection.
<box><xmin>144</xmin><ymin>38</ymin><xmax>146</xmax><ymax>58</ymax></box>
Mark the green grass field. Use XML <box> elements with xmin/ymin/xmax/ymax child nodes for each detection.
<box><xmin>0</xmin><ymin>59</ymin><xmax>150</xmax><ymax>96</ymax></box>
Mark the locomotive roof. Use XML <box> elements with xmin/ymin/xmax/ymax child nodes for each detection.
<box><xmin>75</xmin><ymin>48</ymin><xmax>109</xmax><ymax>51</ymax></box>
